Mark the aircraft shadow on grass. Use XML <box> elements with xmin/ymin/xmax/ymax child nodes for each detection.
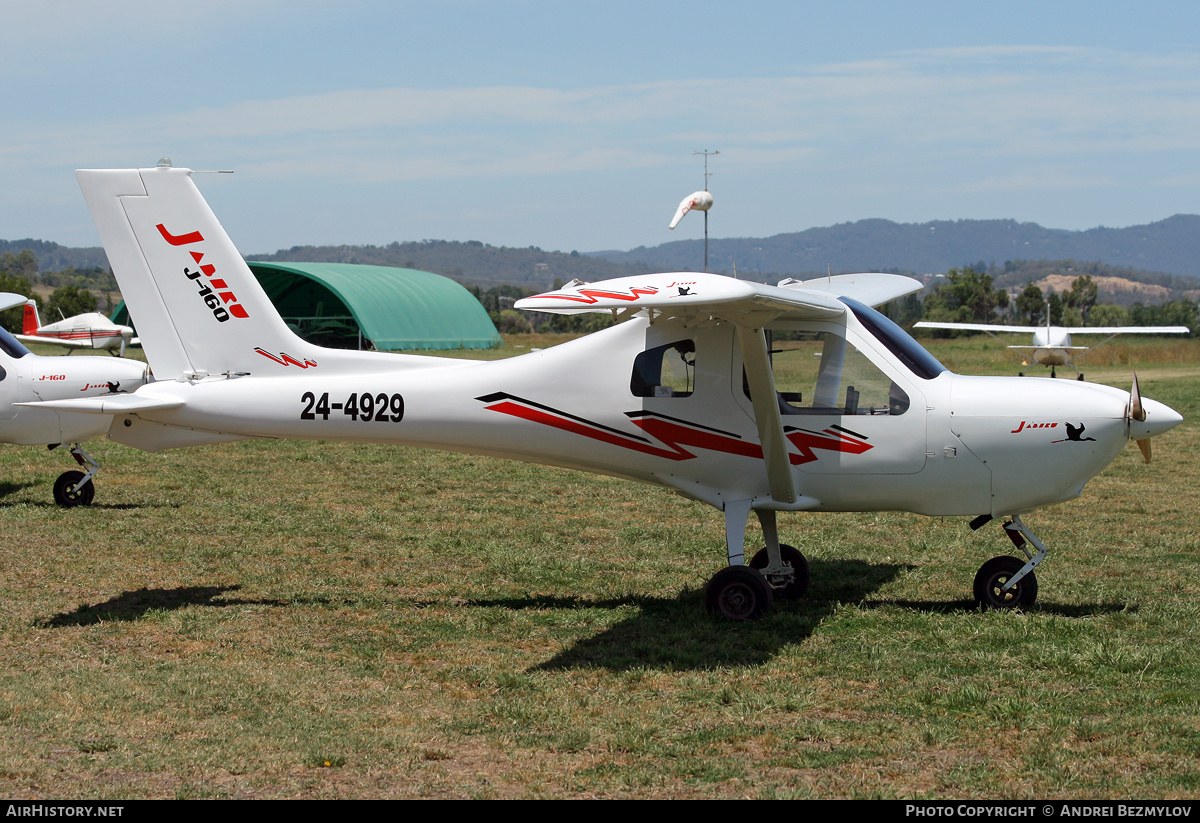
<box><xmin>40</xmin><ymin>585</ymin><xmax>295</xmax><ymax>627</ymax></box>
<box><xmin>517</xmin><ymin>558</ymin><xmax>908</xmax><ymax>671</ymax></box>
<box><xmin>0</xmin><ymin>481</ymin><xmax>39</xmax><ymax>498</ymax></box>
<box><xmin>508</xmin><ymin>558</ymin><xmax>1132</xmax><ymax>670</ymax></box>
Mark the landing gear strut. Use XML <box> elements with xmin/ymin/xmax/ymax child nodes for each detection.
<box><xmin>705</xmin><ymin>502</ymin><xmax>809</xmax><ymax>620</ymax></box>
<box><xmin>973</xmin><ymin>515</ymin><xmax>1047</xmax><ymax>610</ymax></box>
<box><xmin>51</xmin><ymin>444</ymin><xmax>98</xmax><ymax>508</ymax></box>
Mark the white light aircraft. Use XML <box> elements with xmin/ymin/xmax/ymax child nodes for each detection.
<box><xmin>17</xmin><ymin>299</ymin><xmax>138</xmax><ymax>356</ymax></box>
<box><xmin>0</xmin><ymin>293</ymin><xmax>149</xmax><ymax>505</ymax></box>
<box><xmin>913</xmin><ymin>316</ymin><xmax>1190</xmax><ymax>380</ymax></box>
<box><xmin>36</xmin><ymin>165</ymin><xmax>1183</xmax><ymax>619</ymax></box>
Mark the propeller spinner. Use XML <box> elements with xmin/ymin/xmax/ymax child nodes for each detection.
<box><xmin>1126</xmin><ymin>372</ymin><xmax>1181</xmax><ymax>463</ymax></box>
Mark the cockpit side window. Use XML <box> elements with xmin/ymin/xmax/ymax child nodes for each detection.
<box><xmin>0</xmin><ymin>327</ymin><xmax>30</xmax><ymax>359</ymax></box>
<box><xmin>632</xmin><ymin>339</ymin><xmax>696</xmax><ymax>398</ymax></box>
<box><xmin>744</xmin><ymin>329</ymin><xmax>910</xmax><ymax>416</ymax></box>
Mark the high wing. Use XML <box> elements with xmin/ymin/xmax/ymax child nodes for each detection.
<box><xmin>519</xmin><ymin>271</ymin><xmax>922</xmax><ymax>506</ymax></box>
<box><xmin>914</xmin><ymin>321</ymin><xmax>1191</xmax><ymax>335</ymax></box>
<box><xmin>913</xmin><ymin>321</ymin><xmax>1040</xmax><ymax>334</ymax></box>
<box><xmin>1048</xmin><ymin>325</ymin><xmax>1192</xmax><ymax>335</ymax></box>
<box><xmin>515</xmin><ymin>271</ymin><xmax>922</xmax><ymax>322</ymax></box>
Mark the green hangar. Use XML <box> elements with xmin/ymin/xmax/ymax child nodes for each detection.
<box><xmin>115</xmin><ymin>262</ymin><xmax>501</xmax><ymax>351</ymax></box>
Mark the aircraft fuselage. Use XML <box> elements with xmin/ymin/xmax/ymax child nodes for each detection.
<box><xmin>102</xmin><ymin>309</ymin><xmax>1163</xmax><ymax>520</ymax></box>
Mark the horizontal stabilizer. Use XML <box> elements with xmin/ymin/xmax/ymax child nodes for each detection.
<box><xmin>16</xmin><ymin>395</ymin><xmax>185</xmax><ymax>415</ymax></box>
<box><xmin>1007</xmin><ymin>345</ymin><xmax>1090</xmax><ymax>352</ymax></box>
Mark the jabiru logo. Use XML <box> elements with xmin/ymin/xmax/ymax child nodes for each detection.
<box><xmin>156</xmin><ymin>224</ymin><xmax>249</xmax><ymax>322</ymax></box>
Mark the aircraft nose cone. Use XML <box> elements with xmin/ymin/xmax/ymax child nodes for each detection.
<box><xmin>1129</xmin><ymin>396</ymin><xmax>1183</xmax><ymax>441</ymax></box>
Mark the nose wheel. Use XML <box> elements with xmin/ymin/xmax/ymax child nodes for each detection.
<box><xmin>972</xmin><ymin>515</ymin><xmax>1047</xmax><ymax>610</ymax></box>
<box><xmin>974</xmin><ymin>555</ymin><xmax>1038</xmax><ymax>609</ymax></box>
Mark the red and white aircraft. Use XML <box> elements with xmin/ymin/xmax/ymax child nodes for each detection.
<box><xmin>32</xmin><ymin>165</ymin><xmax>1183</xmax><ymax>618</ymax></box>
<box><xmin>0</xmin><ymin>293</ymin><xmax>149</xmax><ymax>505</ymax></box>
<box><xmin>16</xmin><ymin>300</ymin><xmax>137</xmax><ymax>356</ymax></box>
<box><xmin>914</xmin><ymin>316</ymin><xmax>1190</xmax><ymax>380</ymax></box>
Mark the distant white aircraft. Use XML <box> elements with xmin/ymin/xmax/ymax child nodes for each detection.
<box><xmin>16</xmin><ymin>299</ymin><xmax>137</xmax><ymax>356</ymax></box>
<box><xmin>913</xmin><ymin>316</ymin><xmax>1191</xmax><ymax>380</ymax></box>
<box><xmin>0</xmin><ymin>294</ymin><xmax>149</xmax><ymax>505</ymax></box>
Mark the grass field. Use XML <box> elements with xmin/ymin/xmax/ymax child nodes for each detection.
<box><xmin>0</xmin><ymin>336</ymin><xmax>1197</xmax><ymax>799</ymax></box>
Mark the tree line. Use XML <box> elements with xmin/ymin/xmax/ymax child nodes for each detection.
<box><xmin>2</xmin><ymin>249</ymin><xmax>1194</xmax><ymax>341</ymax></box>
<box><xmin>912</xmin><ymin>266</ymin><xmax>1197</xmax><ymax>336</ymax></box>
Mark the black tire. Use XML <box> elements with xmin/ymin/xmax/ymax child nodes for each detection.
<box><xmin>53</xmin><ymin>470</ymin><xmax>95</xmax><ymax>508</ymax></box>
<box><xmin>973</xmin><ymin>555</ymin><xmax>1037</xmax><ymax>610</ymax></box>
<box><xmin>749</xmin><ymin>544</ymin><xmax>810</xmax><ymax>600</ymax></box>
<box><xmin>705</xmin><ymin>565</ymin><xmax>774</xmax><ymax>620</ymax></box>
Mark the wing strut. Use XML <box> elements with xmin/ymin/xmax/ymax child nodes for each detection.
<box><xmin>736</xmin><ymin>324</ymin><xmax>796</xmax><ymax>505</ymax></box>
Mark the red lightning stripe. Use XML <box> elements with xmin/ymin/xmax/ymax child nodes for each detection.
<box><xmin>785</xmin><ymin>428</ymin><xmax>873</xmax><ymax>465</ymax></box>
<box><xmin>538</xmin><ymin>286</ymin><xmax>661</xmax><ymax>305</ymax></box>
<box><xmin>479</xmin><ymin>395</ymin><xmax>872</xmax><ymax>465</ymax></box>
<box><xmin>255</xmin><ymin>348</ymin><xmax>317</xmax><ymax>368</ymax></box>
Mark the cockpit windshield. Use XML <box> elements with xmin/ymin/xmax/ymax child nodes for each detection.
<box><xmin>0</xmin><ymin>327</ymin><xmax>30</xmax><ymax>359</ymax></box>
<box><xmin>840</xmin><ymin>297</ymin><xmax>946</xmax><ymax>380</ymax></box>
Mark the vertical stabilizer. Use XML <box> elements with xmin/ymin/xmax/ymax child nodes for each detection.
<box><xmin>22</xmin><ymin>300</ymin><xmax>40</xmax><ymax>335</ymax></box>
<box><xmin>76</xmin><ymin>167</ymin><xmax>323</xmax><ymax>378</ymax></box>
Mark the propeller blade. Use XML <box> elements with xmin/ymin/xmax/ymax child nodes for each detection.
<box><xmin>1130</xmin><ymin>372</ymin><xmax>1145</xmax><ymax>422</ymax></box>
<box><xmin>1137</xmin><ymin>438</ymin><xmax>1152</xmax><ymax>464</ymax></box>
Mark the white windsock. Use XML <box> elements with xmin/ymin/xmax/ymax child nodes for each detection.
<box><xmin>668</xmin><ymin>190</ymin><xmax>714</xmax><ymax>229</ymax></box>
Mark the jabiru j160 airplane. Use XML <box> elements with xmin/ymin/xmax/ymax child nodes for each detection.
<box><xmin>28</xmin><ymin>163</ymin><xmax>1182</xmax><ymax>619</ymax></box>
<box><xmin>0</xmin><ymin>293</ymin><xmax>149</xmax><ymax>505</ymax></box>
<box><xmin>913</xmin><ymin>315</ymin><xmax>1190</xmax><ymax>380</ymax></box>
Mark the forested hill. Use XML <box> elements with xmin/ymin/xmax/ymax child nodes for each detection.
<box><xmin>594</xmin><ymin>215</ymin><xmax>1200</xmax><ymax>282</ymax></box>
<box><xmin>0</xmin><ymin>239</ymin><xmax>107</xmax><ymax>272</ymax></box>
<box><xmin>4</xmin><ymin>214</ymin><xmax>1200</xmax><ymax>299</ymax></box>
<box><xmin>248</xmin><ymin>240</ymin><xmax>652</xmax><ymax>289</ymax></box>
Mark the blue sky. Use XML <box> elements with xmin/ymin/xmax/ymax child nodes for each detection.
<box><xmin>3</xmin><ymin>1</ymin><xmax>1200</xmax><ymax>257</ymax></box>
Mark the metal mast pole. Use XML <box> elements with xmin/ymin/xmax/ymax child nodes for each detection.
<box><xmin>693</xmin><ymin>149</ymin><xmax>718</xmax><ymax>272</ymax></box>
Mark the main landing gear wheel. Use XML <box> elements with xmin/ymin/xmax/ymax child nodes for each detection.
<box><xmin>53</xmin><ymin>470</ymin><xmax>95</xmax><ymax>508</ymax></box>
<box><xmin>749</xmin><ymin>544</ymin><xmax>810</xmax><ymax>600</ymax></box>
<box><xmin>973</xmin><ymin>555</ymin><xmax>1038</xmax><ymax>610</ymax></box>
<box><xmin>705</xmin><ymin>565</ymin><xmax>774</xmax><ymax>621</ymax></box>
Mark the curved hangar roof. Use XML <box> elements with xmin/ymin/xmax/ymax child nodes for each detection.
<box><xmin>248</xmin><ymin>262</ymin><xmax>500</xmax><ymax>351</ymax></box>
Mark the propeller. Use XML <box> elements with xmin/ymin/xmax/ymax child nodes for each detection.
<box><xmin>1126</xmin><ymin>372</ymin><xmax>1152</xmax><ymax>463</ymax></box>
